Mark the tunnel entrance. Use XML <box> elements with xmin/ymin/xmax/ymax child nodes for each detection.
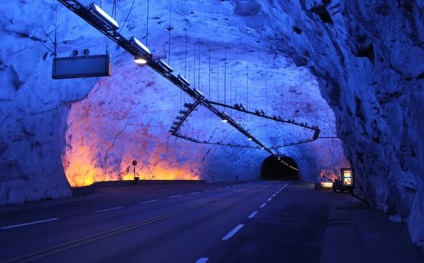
<box><xmin>261</xmin><ymin>155</ymin><xmax>299</xmax><ymax>180</ymax></box>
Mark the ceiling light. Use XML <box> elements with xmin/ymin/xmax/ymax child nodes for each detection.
<box><xmin>177</xmin><ymin>74</ymin><xmax>190</xmax><ymax>86</ymax></box>
<box><xmin>130</xmin><ymin>36</ymin><xmax>151</xmax><ymax>56</ymax></box>
<box><xmin>157</xmin><ymin>59</ymin><xmax>173</xmax><ymax>73</ymax></box>
<box><xmin>133</xmin><ymin>56</ymin><xmax>148</xmax><ymax>65</ymax></box>
<box><xmin>193</xmin><ymin>88</ymin><xmax>204</xmax><ymax>98</ymax></box>
<box><xmin>89</xmin><ymin>3</ymin><xmax>119</xmax><ymax>30</ymax></box>
<box><xmin>221</xmin><ymin>112</ymin><xmax>229</xmax><ymax>123</ymax></box>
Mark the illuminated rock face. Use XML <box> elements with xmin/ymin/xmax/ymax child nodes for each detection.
<box><xmin>0</xmin><ymin>0</ymin><xmax>423</xmax><ymax>248</ymax></box>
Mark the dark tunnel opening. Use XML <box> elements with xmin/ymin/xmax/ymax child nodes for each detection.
<box><xmin>261</xmin><ymin>155</ymin><xmax>299</xmax><ymax>180</ymax></box>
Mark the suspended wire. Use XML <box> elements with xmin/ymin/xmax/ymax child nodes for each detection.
<box><xmin>224</xmin><ymin>46</ymin><xmax>227</xmax><ymax>104</ymax></box>
<box><xmin>146</xmin><ymin>0</ymin><xmax>150</xmax><ymax>46</ymax></box>
<box><xmin>208</xmin><ymin>48</ymin><xmax>211</xmax><ymax>98</ymax></box>
<box><xmin>184</xmin><ymin>20</ymin><xmax>189</xmax><ymax>76</ymax></box>
<box><xmin>112</xmin><ymin>0</ymin><xmax>117</xmax><ymax>19</ymax></box>
<box><xmin>166</xmin><ymin>0</ymin><xmax>173</xmax><ymax>63</ymax></box>
<box><xmin>246</xmin><ymin>66</ymin><xmax>249</xmax><ymax>110</ymax></box>
<box><xmin>216</xmin><ymin>60</ymin><xmax>220</xmax><ymax>101</ymax></box>
<box><xmin>119</xmin><ymin>0</ymin><xmax>136</xmax><ymax>35</ymax></box>
<box><xmin>265</xmin><ymin>72</ymin><xmax>268</xmax><ymax>115</ymax></box>
<box><xmin>193</xmin><ymin>43</ymin><xmax>196</xmax><ymax>88</ymax></box>
<box><xmin>198</xmin><ymin>44</ymin><xmax>201</xmax><ymax>90</ymax></box>
<box><xmin>54</xmin><ymin>5</ymin><xmax>58</xmax><ymax>57</ymax></box>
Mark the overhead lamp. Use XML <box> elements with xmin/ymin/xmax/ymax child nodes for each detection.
<box><xmin>221</xmin><ymin>112</ymin><xmax>229</xmax><ymax>123</ymax></box>
<box><xmin>133</xmin><ymin>56</ymin><xmax>148</xmax><ymax>65</ymax></box>
<box><xmin>157</xmin><ymin>59</ymin><xmax>173</xmax><ymax>73</ymax></box>
<box><xmin>177</xmin><ymin>74</ymin><xmax>190</xmax><ymax>86</ymax></box>
<box><xmin>89</xmin><ymin>3</ymin><xmax>119</xmax><ymax>30</ymax></box>
<box><xmin>130</xmin><ymin>36</ymin><xmax>151</xmax><ymax>56</ymax></box>
<box><xmin>248</xmin><ymin>137</ymin><xmax>253</xmax><ymax>141</ymax></box>
<box><xmin>193</xmin><ymin>87</ymin><xmax>204</xmax><ymax>98</ymax></box>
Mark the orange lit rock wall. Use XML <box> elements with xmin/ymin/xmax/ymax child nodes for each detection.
<box><xmin>63</xmin><ymin>65</ymin><xmax>204</xmax><ymax>187</ymax></box>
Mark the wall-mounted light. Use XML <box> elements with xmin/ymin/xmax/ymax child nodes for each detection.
<box><xmin>248</xmin><ymin>137</ymin><xmax>253</xmax><ymax>141</ymax></box>
<box><xmin>130</xmin><ymin>36</ymin><xmax>151</xmax><ymax>56</ymax></box>
<box><xmin>89</xmin><ymin>3</ymin><xmax>119</xmax><ymax>30</ymax></box>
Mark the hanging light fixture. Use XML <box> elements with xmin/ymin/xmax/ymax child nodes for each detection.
<box><xmin>130</xmin><ymin>36</ymin><xmax>151</xmax><ymax>56</ymax></box>
<box><xmin>133</xmin><ymin>56</ymin><xmax>148</xmax><ymax>65</ymax></box>
<box><xmin>89</xmin><ymin>3</ymin><xmax>119</xmax><ymax>30</ymax></box>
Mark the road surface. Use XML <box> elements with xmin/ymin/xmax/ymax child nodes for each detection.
<box><xmin>0</xmin><ymin>181</ymin><xmax>339</xmax><ymax>263</ymax></box>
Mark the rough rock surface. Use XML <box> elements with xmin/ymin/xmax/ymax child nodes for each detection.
<box><xmin>0</xmin><ymin>0</ymin><xmax>423</xmax><ymax>249</ymax></box>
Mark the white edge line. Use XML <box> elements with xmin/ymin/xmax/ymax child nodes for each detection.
<box><xmin>190</xmin><ymin>192</ymin><xmax>200</xmax><ymax>195</ymax></box>
<box><xmin>1</xmin><ymin>218</ymin><xmax>60</xmax><ymax>230</ymax></box>
<box><xmin>170</xmin><ymin>194</ymin><xmax>183</xmax><ymax>198</ymax></box>
<box><xmin>96</xmin><ymin>206</ymin><xmax>124</xmax><ymax>213</ymax></box>
<box><xmin>140</xmin><ymin>199</ymin><xmax>159</xmax><ymax>205</ymax></box>
<box><xmin>195</xmin><ymin>258</ymin><xmax>209</xmax><ymax>263</ymax></box>
<box><xmin>222</xmin><ymin>224</ymin><xmax>244</xmax><ymax>240</ymax></box>
<box><xmin>248</xmin><ymin>211</ymin><xmax>258</xmax><ymax>219</ymax></box>
<box><xmin>260</xmin><ymin>202</ymin><xmax>267</xmax><ymax>208</ymax></box>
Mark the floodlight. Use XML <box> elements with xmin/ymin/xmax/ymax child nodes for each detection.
<box><xmin>177</xmin><ymin>74</ymin><xmax>190</xmax><ymax>86</ymax></box>
<box><xmin>157</xmin><ymin>59</ymin><xmax>173</xmax><ymax>73</ymax></box>
<box><xmin>89</xmin><ymin>3</ymin><xmax>119</xmax><ymax>30</ymax></box>
<box><xmin>133</xmin><ymin>56</ymin><xmax>148</xmax><ymax>65</ymax></box>
<box><xmin>130</xmin><ymin>37</ymin><xmax>151</xmax><ymax>56</ymax></box>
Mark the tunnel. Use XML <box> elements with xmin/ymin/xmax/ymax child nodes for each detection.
<box><xmin>261</xmin><ymin>155</ymin><xmax>299</xmax><ymax>180</ymax></box>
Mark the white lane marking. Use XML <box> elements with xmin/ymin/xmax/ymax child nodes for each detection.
<box><xmin>267</xmin><ymin>198</ymin><xmax>272</xmax><ymax>202</ymax></box>
<box><xmin>260</xmin><ymin>202</ymin><xmax>267</xmax><ymax>208</ymax></box>
<box><xmin>140</xmin><ymin>199</ymin><xmax>159</xmax><ymax>205</ymax></box>
<box><xmin>170</xmin><ymin>195</ymin><xmax>183</xmax><ymax>198</ymax></box>
<box><xmin>222</xmin><ymin>224</ymin><xmax>244</xmax><ymax>240</ymax></box>
<box><xmin>272</xmin><ymin>194</ymin><xmax>276</xmax><ymax>197</ymax></box>
<box><xmin>282</xmin><ymin>181</ymin><xmax>292</xmax><ymax>190</ymax></box>
<box><xmin>96</xmin><ymin>207</ymin><xmax>124</xmax><ymax>213</ymax></box>
<box><xmin>190</xmin><ymin>192</ymin><xmax>200</xmax><ymax>195</ymax></box>
<box><xmin>1</xmin><ymin>218</ymin><xmax>59</xmax><ymax>230</ymax></box>
<box><xmin>248</xmin><ymin>211</ymin><xmax>258</xmax><ymax>219</ymax></box>
<box><xmin>195</xmin><ymin>258</ymin><xmax>209</xmax><ymax>263</ymax></box>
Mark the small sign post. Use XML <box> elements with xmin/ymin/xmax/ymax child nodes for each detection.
<box><xmin>132</xmin><ymin>160</ymin><xmax>138</xmax><ymax>184</ymax></box>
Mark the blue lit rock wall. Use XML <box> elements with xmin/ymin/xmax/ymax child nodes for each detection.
<box><xmin>0</xmin><ymin>0</ymin><xmax>343</xmax><ymax>203</ymax></box>
<box><xmin>264</xmin><ymin>0</ymin><xmax>424</xmax><ymax>248</ymax></box>
<box><xmin>1</xmin><ymin>0</ymin><xmax>422</xmax><ymax>249</ymax></box>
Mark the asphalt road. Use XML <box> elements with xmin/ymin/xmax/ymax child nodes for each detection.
<box><xmin>0</xmin><ymin>180</ymin><xmax>339</xmax><ymax>263</ymax></box>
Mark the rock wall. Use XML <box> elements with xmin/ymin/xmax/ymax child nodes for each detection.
<box><xmin>263</xmin><ymin>0</ymin><xmax>424</xmax><ymax>248</ymax></box>
<box><xmin>0</xmin><ymin>0</ymin><xmax>345</xmax><ymax>205</ymax></box>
